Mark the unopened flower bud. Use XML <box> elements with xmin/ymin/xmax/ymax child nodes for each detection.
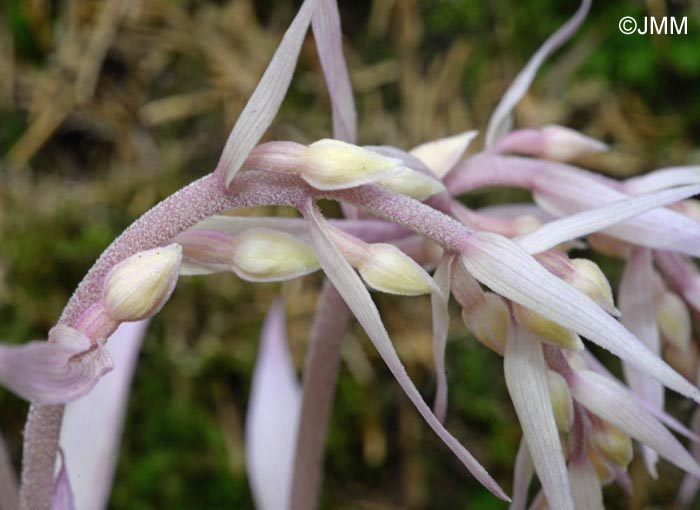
<box><xmin>230</xmin><ymin>228</ymin><xmax>319</xmax><ymax>282</ymax></box>
<box><xmin>591</xmin><ymin>421</ymin><xmax>633</xmax><ymax>468</ymax></box>
<box><xmin>537</xmin><ymin>251</ymin><xmax>617</xmax><ymax>315</ymax></box>
<box><xmin>378</xmin><ymin>169</ymin><xmax>446</xmax><ymax>200</ymax></box>
<box><xmin>587</xmin><ymin>234</ymin><xmax>631</xmax><ymax>259</ymax></box>
<box><xmin>546</xmin><ymin>370</ymin><xmax>573</xmax><ymax>432</ymax></box>
<box><xmin>586</xmin><ymin>445</ymin><xmax>616</xmax><ymax>484</ymax></box>
<box><xmin>670</xmin><ymin>199</ymin><xmax>700</xmax><ymax>222</ymax></box>
<box><xmin>539</xmin><ymin>125</ymin><xmax>608</xmax><ymax>162</ymax></box>
<box><xmin>301</xmin><ymin>139</ymin><xmax>404</xmax><ymax>190</ymax></box>
<box><xmin>512</xmin><ymin>303</ymin><xmax>583</xmax><ymax>351</ymax></box>
<box><xmin>358</xmin><ymin>243</ymin><xmax>438</xmax><ymax>296</ymax></box>
<box><xmin>103</xmin><ymin>244</ymin><xmax>182</xmax><ymax>321</ymax></box>
<box><xmin>656</xmin><ymin>291</ymin><xmax>691</xmax><ymax>352</ymax></box>
<box><xmin>568</xmin><ymin>259</ymin><xmax>618</xmax><ymax>315</ymax></box>
<box><xmin>461</xmin><ymin>292</ymin><xmax>509</xmax><ymax>355</ymax></box>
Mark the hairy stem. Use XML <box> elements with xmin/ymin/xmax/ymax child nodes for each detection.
<box><xmin>290</xmin><ymin>280</ymin><xmax>350</xmax><ymax>510</ymax></box>
<box><xmin>21</xmin><ymin>168</ymin><xmax>476</xmax><ymax>509</ymax></box>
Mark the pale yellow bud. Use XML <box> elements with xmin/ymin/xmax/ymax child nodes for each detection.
<box><xmin>586</xmin><ymin>445</ymin><xmax>616</xmax><ymax>484</ymax></box>
<box><xmin>512</xmin><ymin>304</ymin><xmax>583</xmax><ymax>351</ymax></box>
<box><xmin>103</xmin><ymin>244</ymin><xmax>182</xmax><ymax>322</ymax></box>
<box><xmin>301</xmin><ymin>139</ymin><xmax>404</xmax><ymax>190</ymax></box>
<box><xmin>592</xmin><ymin>421</ymin><xmax>633</xmax><ymax>468</ymax></box>
<box><xmin>378</xmin><ymin>169</ymin><xmax>446</xmax><ymax>200</ymax></box>
<box><xmin>461</xmin><ymin>292</ymin><xmax>510</xmax><ymax>355</ymax></box>
<box><xmin>569</xmin><ymin>259</ymin><xmax>618</xmax><ymax>315</ymax></box>
<box><xmin>656</xmin><ymin>291</ymin><xmax>691</xmax><ymax>352</ymax></box>
<box><xmin>547</xmin><ymin>370</ymin><xmax>573</xmax><ymax>432</ymax></box>
<box><xmin>540</xmin><ymin>125</ymin><xmax>607</xmax><ymax>162</ymax></box>
<box><xmin>358</xmin><ymin>243</ymin><xmax>438</xmax><ymax>296</ymax></box>
<box><xmin>671</xmin><ymin>199</ymin><xmax>700</xmax><ymax>222</ymax></box>
<box><xmin>511</xmin><ymin>214</ymin><xmax>542</xmax><ymax>235</ymax></box>
<box><xmin>230</xmin><ymin>228</ymin><xmax>319</xmax><ymax>282</ymax></box>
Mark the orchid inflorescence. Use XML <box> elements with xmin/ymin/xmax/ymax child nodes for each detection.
<box><xmin>3</xmin><ymin>0</ymin><xmax>700</xmax><ymax>509</ymax></box>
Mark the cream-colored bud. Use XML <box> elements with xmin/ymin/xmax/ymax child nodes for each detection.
<box><xmin>656</xmin><ymin>291</ymin><xmax>691</xmax><ymax>352</ymax></box>
<box><xmin>546</xmin><ymin>370</ymin><xmax>573</xmax><ymax>432</ymax></box>
<box><xmin>461</xmin><ymin>292</ymin><xmax>510</xmax><ymax>355</ymax></box>
<box><xmin>591</xmin><ymin>421</ymin><xmax>633</xmax><ymax>468</ymax></box>
<box><xmin>512</xmin><ymin>304</ymin><xmax>583</xmax><ymax>351</ymax></box>
<box><xmin>540</xmin><ymin>125</ymin><xmax>607</xmax><ymax>162</ymax></box>
<box><xmin>230</xmin><ymin>228</ymin><xmax>319</xmax><ymax>282</ymax></box>
<box><xmin>103</xmin><ymin>244</ymin><xmax>182</xmax><ymax>321</ymax></box>
<box><xmin>378</xmin><ymin>169</ymin><xmax>446</xmax><ymax>200</ymax></box>
<box><xmin>569</xmin><ymin>259</ymin><xmax>618</xmax><ymax>315</ymax></box>
<box><xmin>358</xmin><ymin>243</ymin><xmax>438</xmax><ymax>296</ymax></box>
<box><xmin>586</xmin><ymin>445</ymin><xmax>616</xmax><ymax>484</ymax></box>
<box><xmin>301</xmin><ymin>139</ymin><xmax>404</xmax><ymax>190</ymax></box>
<box><xmin>671</xmin><ymin>199</ymin><xmax>700</xmax><ymax>222</ymax></box>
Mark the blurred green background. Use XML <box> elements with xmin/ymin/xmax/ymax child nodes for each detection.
<box><xmin>1</xmin><ymin>0</ymin><xmax>700</xmax><ymax>508</ymax></box>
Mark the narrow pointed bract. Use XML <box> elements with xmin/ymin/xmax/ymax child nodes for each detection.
<box><xmin>304</xmin><ymin>203</ymin><xmax>509</xmax><ymax>500</ymax></box>
<box><xmin>504</xmin><ymin>324</ymin><xmax>573</xmax><ymax>510</ymax></box>
<box><xmin>570</xmin><ymin>370</ymin><xmax>700</xmax><ymax>478</ymax></box>
<box><xmin>461</xmin><ymin>231</ymin><xmax>700</xmax><ymax>404</ymax></box>
<box><xmin>431</xmin><ymin>255</ymin><xmax>453</xmax><ymax>422</ymax></box>
<box><xmin>59</xmin><ymin>320</ymin><xmax>149</xmax><ymax>510</ymax></box>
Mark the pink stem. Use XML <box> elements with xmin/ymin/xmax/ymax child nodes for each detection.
<box><xmin>290</xmin><ymin>280</ymin><xmax>350</xmax><ymax>510</ymax></box>
<box><xmin>21</xmin><ymin>167</ymin><xmax>478</xmax><ymax>509</ymax></box>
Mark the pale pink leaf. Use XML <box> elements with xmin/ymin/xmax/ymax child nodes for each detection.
<box><xmin>218</xmin><ymin>0</ymin><xmax>321</xmax><ymax>187</ymax></box>
<box><xmin>570</xmin><ymin>369</ymin><xmax>700</xmax><ymax>477</ymax></box>
<box><xmin>51</xmin><ymin>450</ymin><xmax>75</xmax><ymax>510</ymax></box>
<box><xmin>517</xmin><ymin>185</ymin><xmax>700</xmax><ymax>254</ymax></box>
<box><xmin>460</xmin><ymin>232</ymin><xmax>700</xmax><ymax>403</ymax></box>
<box><xmin>509</xmin><ymin>435</ymin><xmax>534</xmax><ymax>510</ymax></box>
<box><xmin>312</xmin><ymin>0</ymin><xmax>356</xmax><ymax>143</ymax></box>
<box><xmin>618</xmin><ymin>248</ymin><xmax>662</xmax><ymax>477</ymax></box>
<box><xmin>246</xmin><ymin>300</ymin><xmax>301</xmax><ymax>510</ymax></box>
<box><xmin>533</xmin><ymin>168</ymin><xmax>700</xmax><ymax>256</ymax></box>
<box><xmin>623</xmin><ymin>166</ymin><xmax>700</xmax><ymax>194</ymax></box>
<box><xmin>484</xmin><ymin>0</ymin><xmax>591</xmax><ymax>147</ymax></box>
<box><xmin>569</xmin><ymin>457</ymin><xmax>604</xmax><ymax>510</ymax></box>
<box><xmin>304</xmin><ymin>203</ymin><xmax>508</xmax><ymax>501</ymax></box>
<box><xmin>504</xmin><ymin>324</ymin><xmax>573</xmax><ymax>510</ymax></box>
<box><xmin>60</xmin><ymin>320</ymin><xmax>149</xmax><ymax>510</ymax></box>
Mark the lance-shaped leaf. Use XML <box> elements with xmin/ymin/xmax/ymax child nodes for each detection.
<box><xmin>622</xmin><ymin>166</ymin><xmax>700</xmax><ymax>194</ymax></box>
<box><xmin>504</xmin><ymin>324</ymin><xmax>573</xmax><ymax>510</ymax></box>
<box><xmin>0</xmin><ymin>326</ymin><xmax>113</xmax><ymax>404</ymax></box>
<box><xmin>460</xmin><ymin>231</ymin><xmax>700</xmax><ymax>403</ymax></box>
<box><xmin>568</xmin><ymin>457</ymin><xmax>604</xmax><ymax>510</ymax></box>
<box><xmin>59</xmin><ymin>320</ymin><xmax>149</xmax><ymax>510</ymax></box>
<box><xmin>410</xmin><ymin>131</ymin><xmax>478</xmax><ymax>179</ymax></box>
<box><xmin>484</xmin><ymin>0</ymin><xmax>591</xmax><ymax>147</ymax></box>
<box><xmin>517</xmin><ymin>184</ymin><xmax>700</xmax><ymax>254</ymax></box>
<box><xmin>246</xmin><ymin>300</ymin><xmax>301</xmax><ymax>510</ymax></box>
<box><xmin>431</xmin><ymin>255</ymin><xmax>453</xmax><ymax>422</ymax></box>
<box><xmin>569</xmin><ymin>369</ymin><xmax>700</xmax><ymax>477</ymax></box>
<box><xmin>533</xmin><ymin>167</ymin><xmax>700</xmax><ymax>256</ymax></box>
<box><xmin>52</xmin><ymin>450</ymin><xmax>75</xmax><ymax>510</ymax></box>
<box><xmin>618</xmin><ymin>248</ymin><xmax>662</xmax><ymax>477</ymax></box>
<box><xmin>304</xmin><ymin>203</ymin><xmax>508</xmax><ymax>501</ymax></box>
<box><xmin>582</xmin><ymin>349</ymin><xmax>700</xmax><ymax>444</ymax></box>
<box><xmin>312</xmin><ymin>0</ymin><xmax>356</xmax><ymax>143</ymax></box>
<box><xmin>509</xmin><ymin>438</ymin><xmax>534</xmax><ymax>510</ymax></box>
<box><xmin>217</xmin><ymin>0</ymin><xmax>321</xmax><ymax>187</ymax></box>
